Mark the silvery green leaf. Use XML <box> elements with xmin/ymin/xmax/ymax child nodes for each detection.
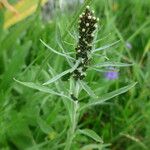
<box><xmin>43</xmin><ymin>59</ymin><xmax>81</xmax><ymax>85</ymax></box>
<box><xmin>43</xmin><ymin>69</ymin><xmax>71</xmax><ymax>85</ymax></box>
<box><xmin>92</xmin><ymin>40</ymin><xmax>120</xmax><ymax>53</ymax></box>
<box><xmin>94</xmin><ymin>62</ymin><xmax>133</xmax><ymax>67</ymax></box>
<box><xmin>80</xmin><ymin>82</ymin><xmax>137</xmax><ymax>110</ymax></box>
<box><xmin>77</xmin><ymin>129</ymin><xmax>103</xmax><ymax>143</ymax></box>
<box><xmin>79</xmin><ymin>80</ymin><xmax>97</xmax><ymax>98</ymax></box>
<box><xmin>40</xmin><ymin>39</ymin><xmax>75</xmax><ymax>60</ymax></box>
<box><xmin>14</xmin><ymin>78</ymin><xmax>72</xmax><ymax>100</ymax></box>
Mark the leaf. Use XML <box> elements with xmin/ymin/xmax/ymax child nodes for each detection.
<box><xmin>78</xmin><ymin>129</ymin><xmax>103</xmax><ymax>143</ymax></box>
<box><xmin>94</xmin><ymin>61</ymin><xmax>133</xmax><ymax>67</ymax></box>
<box><xmin>120</xmin><ymin>133</ymin><xmax>147</xmax><ymax>149</ymax></box>
<box><xmin>55</xmin><ymin>25</ymin><xmax>74</xmax><ymax>67</ymax></box>
<box><xmin>37</xmin><ymin>117</ymin><xmax>52</xmax><ymax>134</ymax></box>
<box><xmin>4</xmin><ymin>0</ymin><xmax>47</xmax><ymax>29</ymax></box>
<box><xmin>94</xmin><ymin>33</ymin><xmax>112</xmax><ymax>44</ymax></box>
<box><xmin>7</xmin><ymin>112</ymin><xmax>34</xmax><ymax>149</ymax></box>
<box><xmin>14</xmin><ymin>79</ymin><xmax>72</xmax><ymax>101</ymax></box>
<box><xmin>79</xmin><ymin>80</ymin><xmax>97</xmax><ymax>98</ymax></box>
<box><xmin>81</xmin><ymin>144</ymin><xmax>111</xmax><ymax>150</ymax></box>
<box><xmin>40</xmin><ymin>39</ymin><xmax>75</xmax><ymax>60</ymax></box>
<box><xmin>92</xmin><ymin>40</ymin><xmax>120</xmax><ymax>53</ymax></box>
<box><xmin>43</xmin><ymin>69</ymin><xmax>72</xmax><ymax>85</ymax></box>
<box><xmin>0</xmin><ymin>41</ymin><xmax>32</xmax><ymax>91</ymax></box>
<box><xmin>80</xmin><ymin>82</ymin><xmax>137</xmax><ymax>110</ymax></box>
<box><xmin>88</xmin><ymin>67</ymin><xmax>111</xmax><ymax>73</ymax></box>
<box><xmin>43</xmin><ymin>59</ymin><xmax>81</xmax><ymax>85</ymax></box>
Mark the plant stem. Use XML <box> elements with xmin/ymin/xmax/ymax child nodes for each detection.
<box><xmin>65</xmin><ymin>82</ymin><xmax>80</xmax><ymax>150</ymax></box>
<box><xmin>65</xmin><ymin>100</ymin><xmax>79</xmax><ymax>150</ymax></box>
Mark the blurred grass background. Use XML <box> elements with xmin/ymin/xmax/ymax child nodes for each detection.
<box><xmin>0</xmin><ymin>0</ymin><xmax>150</xmax><ymax>149</ymax></box>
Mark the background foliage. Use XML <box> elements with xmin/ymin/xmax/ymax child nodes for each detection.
<box><xmin>0</xmin><ymin>0</ymin><xmax>150</xmax><ymax>149</ymax></box>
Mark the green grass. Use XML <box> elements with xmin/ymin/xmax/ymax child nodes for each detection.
<box><xmin>0</xmin><ymin>0</ymin><xmax>150</xmax><ymax>149</ymax></box>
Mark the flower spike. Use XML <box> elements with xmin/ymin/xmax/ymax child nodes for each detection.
<box><xmin>73</xmin><ymin>6</ymin><xmax>99</xmax><ymax>80</ymax></box>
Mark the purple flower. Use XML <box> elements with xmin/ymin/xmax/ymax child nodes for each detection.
<box><xmin>126</xmin><ymin>42</ymin><xmax>132</xmax><ymax>50</ymax></box>
<box><xmin>105</xmin><ymin>68</ymin><xmax>118</xmax><ymax>80</ymax></box>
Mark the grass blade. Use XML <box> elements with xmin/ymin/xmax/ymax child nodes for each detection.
<box><xmin>120</xmin><ymin>133</ymin><xmax>147</xmax><ymax>149</ymax></box>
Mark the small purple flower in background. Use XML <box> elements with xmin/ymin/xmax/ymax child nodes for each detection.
<box><xmin>126</xmin><ymin>42</ymin><xmax>132</xmax><ymax>50</ymax></box>
<box><xmin>105</xmin><ymin>67</ymin><xmax>119</xmax><ymax>80</ymax></box>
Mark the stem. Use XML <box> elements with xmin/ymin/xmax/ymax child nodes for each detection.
<box><xmin>65</xmin><ymin>101</ymin><xmax>79</xmax><ymax>150</ymax></box>
<box><xmin>65</xmin><ymin>82</ymin><xmax>80</xmax><ymax>150</ymax></box>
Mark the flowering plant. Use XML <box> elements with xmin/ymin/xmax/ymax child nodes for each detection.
<box><xmin>15</xmin><ymin>5</ymin><xmax>136</xmax><ymax>150</ymax></box>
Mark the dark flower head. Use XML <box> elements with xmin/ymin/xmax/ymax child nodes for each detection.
<box><xmin>73</xmin><ymin>6</ymin><xmax>99</xmax><ymax>80</ymax></box>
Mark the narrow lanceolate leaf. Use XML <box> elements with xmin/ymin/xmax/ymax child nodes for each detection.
<box><xmin>79</xmin><ymin>80</ymin><xmax>97</xmax><ymax>98</ymax></box>
<box><xmin>92</xmin><ymin>40</ymin><xmax>120</xmax><ymax>53</ymax></box>
<box><xmin>43</xmin><ymin>69</ymin><xmax>71</xmax><ymax>85</ymax></box>
<box><xmin>40</xmin><ymin>39</ymin><xmax>75</xmax><ymax>60</ymax></box>
<box><xmin>37</xmin><ymin>117</ymin><xmax>52</xmax><ymax>134</ymax></box>
<box><xmin>88</xmin><ymin>66</ymin><xmax>110</xmax><ymax>73</ymax></box>
<box><xmin>78</xmin><ymin>129</ymin><xmax>103</xmax><ymax>143</ymax></box>
<box><xmin>94</xmin><ymin>62</ymin><xmax>134</xmax><ymax>67</ymax></box>
<box><xmin>14</xmin><ymin>79</ymin><xmax>72</xmax><ymax>100</ymax></box>
<box><xmin>80</xmin><ymin>82</ymin><xmax>137</xmax><ymax>110</ymax></box>
<box><xmin>81</xmin><ymin>144</ymin><xmax>111</xmax><ymax>150</ymax></box>
<box><xmin>43</xmin><ymin>60</ymin><xmax>81</xmax><ymax>85</ymax></box>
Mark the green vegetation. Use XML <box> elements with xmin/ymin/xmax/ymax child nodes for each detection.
<box><xmin>0</xmin><ymin>0</ymin><xmax>150</xmax><ymax>149</ymax></box>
